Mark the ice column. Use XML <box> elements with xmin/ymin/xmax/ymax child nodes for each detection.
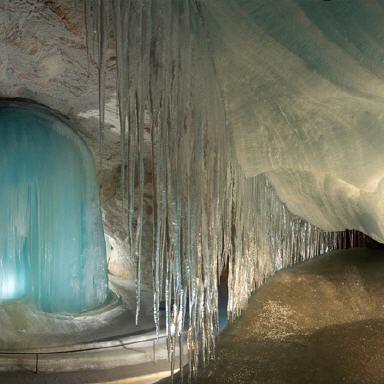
<box><xmin>0</xmin><ymin>103</ymin><xmax>108</xmax><ymax>313</ymax></box>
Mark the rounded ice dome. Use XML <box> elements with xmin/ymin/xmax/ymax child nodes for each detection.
<box><xmin>0</xmin><ymin>101</ymin><xmax>108</xmax><ymax>313</ymax></box>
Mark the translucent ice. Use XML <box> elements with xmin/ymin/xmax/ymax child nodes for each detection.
<box><xmin>0</xmin><ymin>102</ymin><xmax>108</xmax><ymax>313</ymax></box>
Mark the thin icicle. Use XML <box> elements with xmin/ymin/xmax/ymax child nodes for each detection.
<box><xmin>83</xmin><ymin>0</ymin><xmax>366</xmax><ymax>379</ymax></box>
<box><xmin>96</xmin><ymin>1</ymin><xmax>109</xmax><ymax>169</ymax></box>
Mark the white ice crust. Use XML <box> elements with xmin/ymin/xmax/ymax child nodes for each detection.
<box><xmin>203</xmin><ymin>0</ymin><xmax>384</xmax><ymax>242</ymax></box>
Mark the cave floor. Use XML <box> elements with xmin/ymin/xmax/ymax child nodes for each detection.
<box><xmin>2</xmin><ymin>248</ymin><xmax>384</xmax><ymax>383</ymax></box>
<box><xmin>0</xmin><ymin>275</ymin><xmax>173</xmax><ymax>383</ymax></box>
<box><xmin>164</xmin><ymin>247</ymin><xmax>384</xmax><ymax>384</ymax></box>
<box><xmin>0</xmin><ymin>275</ymin><xmax>158</xmax><ymax>350</ymax></box>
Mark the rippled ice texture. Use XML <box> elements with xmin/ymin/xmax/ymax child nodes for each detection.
<box><xmin>0</xmin><ymin>103</ymin><xmax>108</xmax><ymax>313</ymax></box>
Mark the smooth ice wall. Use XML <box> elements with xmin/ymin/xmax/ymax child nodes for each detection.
<box><xmin>0</xmin><ymin>102</ymin><xmax>108</xmax><ymax>313</ymax></box>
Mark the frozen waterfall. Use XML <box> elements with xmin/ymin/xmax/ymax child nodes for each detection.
<box><xmin>0</xmin><ymin>102</ymin><xmax>108</xmax><ymax>313</ymax></box>
<box><xmin>84</xmin><ymin>0</ymin><xmax>366</xmax><ymax>378</ymax></box>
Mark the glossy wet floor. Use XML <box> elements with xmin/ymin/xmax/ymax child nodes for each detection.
<box><xmin>162</xmin><ymin>248</ymin><xmax>384</xmax><ymax>383</ymax></box>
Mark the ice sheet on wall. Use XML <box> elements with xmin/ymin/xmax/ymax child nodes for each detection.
<box><xmin>0</xmin><ymin>103</ymin><xmax>108</xmax><ymax>313</ymax></box>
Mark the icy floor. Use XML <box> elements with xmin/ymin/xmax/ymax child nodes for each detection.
<box><xmin>0</xmin><ymin>275</ymin><xmax>157</xmax><ymax>351</ymax></box>
<box><xmin>162</xmin><ymin>248</ymin><xmax>384</xmax><ymax>384</ymax></box>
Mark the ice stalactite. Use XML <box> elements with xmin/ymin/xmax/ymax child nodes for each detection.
<box><xmin>0</xmin><ymin>102</ymin><xmax>108</xmax><ymax>313</ymax></box>
<box><xmin>225</xmin><ymin>173</ymin><xmax>365</xmax><ymax>322</ymax></box>
<box><xmin>85</xmin><ymin>0</ymin><xmax>366</xmax><ymax>378</ymax></box>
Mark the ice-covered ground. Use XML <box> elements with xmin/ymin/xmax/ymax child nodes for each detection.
<box><xmin>163</xmin><ymin>247</ymin><xmax>384</xmax><ymax>383</ymax></box>
<box><xmin>0</xmin><ymin>275</ymin><xmax>156</xmax><ymax>351</ymax></box>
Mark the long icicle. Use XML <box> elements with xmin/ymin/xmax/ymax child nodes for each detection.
<box><xmin>97</xmin><ymin>0</ymin><xmax>109</xmax><ymax>171</ymax></box>
<box><xmin>84</xmin><ymin>1</ymin><xmax>366</xmax><ymax>380</ymax></box>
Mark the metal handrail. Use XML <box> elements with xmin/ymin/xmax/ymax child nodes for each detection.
<box><xmin>0</xmin><ymin>332</ymin><xmax>168</xmax><ymax>374</ymax></box>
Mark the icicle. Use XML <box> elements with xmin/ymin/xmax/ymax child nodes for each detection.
<box><xmin>83</xmin><ymin>0</ymin><xmax>365</xmax><ymax>379</ymax></box>
<box><xmin>97</xmin><ymin>1</ymin><xmax>109</xmax><ymax>170</ymax></box>
<box><xmin>112</xmin><ymin>0</ymin><xmax>128</xmax><ymax>210</ymax></box>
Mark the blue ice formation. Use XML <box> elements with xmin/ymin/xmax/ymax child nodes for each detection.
<box><xmin>0</xmin><ymin>102</ymin><xmax>108</xmax><ymax>313</ymax></box>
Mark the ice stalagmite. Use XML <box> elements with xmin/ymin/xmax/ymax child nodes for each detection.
<box><xmin>85</xmin><ymin>0</ymin><xmax>365</xmax><ymax>378</ymax></box>
<box><xmin>0</xmin><ymin>102</ymin><xmax>108</xmax><ymax>313</ymax></box>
